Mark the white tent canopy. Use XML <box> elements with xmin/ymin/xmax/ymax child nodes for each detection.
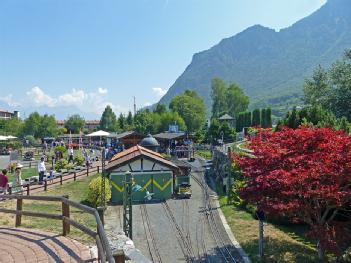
<box><xmin>0</xmin><ymin>135</ymin><xmax>8</xmax><ymax>141</ymax></box>
<box><xmin>86</xmin><ymin>130</ymin><xmax>110</xmax><ymax>137</ymax></box>
<box><xmin>6</xmin><ymin>135</ymin><xmax>17</xmax><ymax>139</ymax></box>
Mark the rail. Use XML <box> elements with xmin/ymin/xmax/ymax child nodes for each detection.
<box><xmin>0</xmin><ymin>194</ymin><xmax>115</xmax><ymax>263</ymax></box>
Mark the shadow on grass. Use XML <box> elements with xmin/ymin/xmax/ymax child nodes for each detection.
<box><xmin>242</xmin><ymin>237</ymin><xmax>319</xmax><ymax>263</ymax></box>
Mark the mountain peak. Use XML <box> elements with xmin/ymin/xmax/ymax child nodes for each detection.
<box><xmin>159</xmin><ymin>0</ymin><xmax>351</xmax><ymax>117</ymax></box>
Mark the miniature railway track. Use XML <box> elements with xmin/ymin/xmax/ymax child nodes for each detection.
<box><xmin>195</xmin><ymin>213</ymin><xmax>210</xmax><ymax>263</ymax></box>
<box><xmin>162</xmin><ymin>201</ymin><xmax>195</xmax><ymax>262</ymax></box>
<box><xmin>191</xmin><ymin>171</ymin><xmax>238</xmax><ymax>263</ymax></box>
<box><xmin>183</xmin><ymin>199</ymin><xmax>194</xmax><ymax>255</ymax></box>
<box><xmin>140</xmin><ymin>204</ymin><xmax>163</xmax><ymax>263</ymax></box>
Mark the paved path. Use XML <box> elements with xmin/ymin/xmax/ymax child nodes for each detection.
<box><xmin>0</xmin><ymin>227</ymin><xmax>96</xmax><ymax>263</ymax></box>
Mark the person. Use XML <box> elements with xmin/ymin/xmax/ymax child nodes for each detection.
<box><xmin>48</xmin><ymin>168</ymin><xmax>54</xmax><ymax>183</ymax></box>
<box><xmin>14</xmin><ymin>163</ymin><xmax>23</xmax><ymax>193</ymax></box>
<box><xmin>0</xmin><ymin>169</ymin><xmax>9</xmax><ymax>194</ymax></box>
<box><xmin>85</xmin><ymin>154</ymin><xmax>91</xmax><ymax>168</ymax></box>
<box><xmin>38</xmin><ymin>157</ymin><xmax>46</xmax><ymax>184</ymax></box>
<box><xmin>68</xmin><ymin>147</ymin><xmax>74</xmax><ymax>163</ymax></box>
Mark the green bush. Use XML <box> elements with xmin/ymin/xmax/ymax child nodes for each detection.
<box><xmin>74</xmin><ymin>155</ymin><xmax>85</xmax><ymax>166</ymax></box>
<box><xmin>55</xmin><ymin>159</ymin><xmax>68</xmax><ymax>171</ymax></box>
<box><xmin>87</xmin><ymin>176</ymin><xmax>111</xmax><ymax>207</ymax></box>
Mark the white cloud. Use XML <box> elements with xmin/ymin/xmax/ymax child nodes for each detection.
<box><xmin>24</xmin><ymin>86</ymin><xmax>128</xmax><ymax>116</ymax></box>
<box><xmin>152</xmin><ymin>87</ymin><xmax>168</xmax><ymax>97</ymax></box>
<box><xmin>98</xmin><ymin>87</ymin><xmax>108</xmax><ymax>95</ymax></box>
<box><xmin>58</xmin><ymin>89</ymin><xmax>85</xmax><ymax>105</ymax></box>
<box><xmin>0</xmin><ymin>94</ymin><xmax>21</xmax><ymax>107</ymax></box>
<box><xmin>26</xmin><ymin>86</ymin><xmax>57</xmax><ymax>107</ymax></box>
<box><xmin>143</xmin><ymin>102</ymin><xmax>152</xmax><ymax>107</ymax></box>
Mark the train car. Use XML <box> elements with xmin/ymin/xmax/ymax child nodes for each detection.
<box><xmin>176</xmin><ymin>182</ymin><xmax>192</xmax><ymax>198</ymax></box>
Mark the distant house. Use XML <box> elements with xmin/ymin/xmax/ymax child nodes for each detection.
<box><xmin>56</xmin><ymin>120</ymin><xmax>100</xmax><ymax>132</ymax></box>
<box><xmin>84</xmin><ymin>120</ymin><xmax>100</xmax><ymax>132</ymax></box>
<box><xmin>107</xmin><ymin>131</ymin><xmax>145</xmax><ymax>149</ymax></box>
<box><xmin>0</xmin><ymin>109</ymin><xmax>19</xmax><ymax>120</ymax></box>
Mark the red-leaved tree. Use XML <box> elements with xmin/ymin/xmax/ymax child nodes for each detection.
<box><xmin>233</xmin><ymin>127</ymin><xmax>351</xmax><ymax>260</ymax></box>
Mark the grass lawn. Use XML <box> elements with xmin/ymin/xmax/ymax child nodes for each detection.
<box><xmin>0</xmin><ymin>174</ymin><xmax>99</xmax><ymax>245</ymax></box>
<box><xmin>7</xmin><ymin>168</ymin><xmax>38</xmax><ymax>182</ymax></box>
<box><xmin>196</xmin><ymin>149</ymin><xmax>212</xmax><ymax>160</ymax></box>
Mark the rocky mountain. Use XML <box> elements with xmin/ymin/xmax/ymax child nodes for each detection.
<box><xmin>158</xmin><ymin>0</ymin><xmax>351</xmax><ymax>116</ymax></box>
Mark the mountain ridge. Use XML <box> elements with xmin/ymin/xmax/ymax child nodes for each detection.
<box><xmin>158</xmin><ymin>0</ymin><xmax>351</xmax><ymax>116</ymax></box>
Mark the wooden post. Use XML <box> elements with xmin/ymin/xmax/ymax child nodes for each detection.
<box><xmin>44</xmin><ymin>179</ymin><xmax>47</xmax><ymax>191</ymax></box>
<box><xmin>60</xmin><ymin>174</ymin><xmax>63</xmax><ymax>185</ymax></box>
<box><xmin>74</xmin><ymin>172</ymin><xmax>76</xmax><ymax>181</ymax></box>
<box><xmin>26</xmin><ymin>184</ymin><xmax>30</xmax><ymax>196</ymax></box>
<box><xmin>97</xmin><ymin>166</ymin><xmax>100</xmax><ymax>173</ymax></box>
<box><xmin>87</xmin><ymin>167</ymin><xmax>89</xmax><ymax>177</ymax></box>
<box><xmin>15</xmin><ymin>199</ymin><xmax>23</xmax><ymax>227</ymax></box>
<box><xmin>62</xmin><ymin>195</ymin><xmax>70</xmax><ymax>236</ymax></box>
<box><xmin>113</xmin><ymin>250</ymin><xmax>125</xmax><ymax>263</ymax></box>
<box><xmin>9</xmin><ymin>186</ymin><xmax>12</xmax><ymax>195</ymax></box>
<box><xmin>29</xmin><ymin>162</ymin><xmax>31</xmax><ymax>168</ymax></box>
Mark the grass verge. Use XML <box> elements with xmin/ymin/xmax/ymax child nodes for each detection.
<box><xmin>196</xmin><ymin>150</ymin><xmax>212</xmax><ymax>160</ymax></box>
<box><xmin>214</xmin><ymin>177</ymin><xmax>331</xmax><ymax>263</ymax></box>
<box><xmin>0</xmin><ymin>174</ymin><xmax>99</xmax><ymax>245</ymax></box>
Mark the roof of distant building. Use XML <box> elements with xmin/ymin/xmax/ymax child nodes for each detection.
<box><xmin>106</xmin><ymin>145</ymin><xmax>179</xmax><ymax>172</ymax></box>
<box><xmin>219</xmin><ymin>113</ymin><xmax>234</xmax><ymax>121</ymax></box>
<box><xmin>153</xmin><ymin>132</ymin><xmax>186</xmax><ymax>140</ymax></box>
<box><xmin>108</xmin><ymin>131</ymin><xmax>144</xmax><ymax>139</ymax></box>
<box><xmin>139</xmin><ymin>134</ymin><xmax>160</xmax><ymax>147</ymax></box>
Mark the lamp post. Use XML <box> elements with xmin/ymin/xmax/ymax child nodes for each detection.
<box><xmin>122</xmin><ymin>171</ymin><xmax>142</xmax><ymax>240</ymax></box>
<box><xmin>220</xmin><ymin>131</ymin><xmax>224</xmax><ymax>151</ymax></box>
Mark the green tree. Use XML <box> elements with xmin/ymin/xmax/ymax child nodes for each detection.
<box><xmin>159</xmin><ymin>111</ymin><xmax>186</xmax><ymax>132</ymax></box>
<box><xmin>22</xmin><ymin>112</ymin><xmax>58</xmax><ymax>138</ymax></box>
<box><xmin>226</xmin><ymin>83</ymin><xmax>250</xmax><ymax>119</ymax></box>
<box><xmin>134</xmin><ymin>110</ymin><xmax>160</xmax><ymax>134</ymax></box>
<box><xmin>169</xmin><ymin>90</ymin><xmax>206</xmax><ymax>132</ymax></box>
<box><xmin>118</xmin><ymin>113</ymin><xmax>126</xmax><ymax>131</ymax></box>
<box><xmin>261</xmin><ymin>108</ymin><xmax>267</xmax><ymax>128</ymax></box>
<box><xmin>65</xmin><ymin>114</ymin><xmax>85</xmax><ymax>133</ymax></box>
<box><xmin>303</xmin><ymin>49</ymin><xmax>351</xmax><ymax>121</ymax></box>
<box><xmin>100</xmin><ymin>105</ymin><xmax>117</xmax><ymax>132</ymax></box>
<box><xmin>211</xmin><ymin>78</ymin><xmax>227</xmax><ymax>119</ymax></box>
<box><xmin>236</xmin><ymin>112</ymin><xmax>245</xmax><ymax>132</ymax></box>
<box><xmin>265</xmin><ymin>108</ymin><xmax>272</xmax><ymax>128</ymax></box>
<box><xmin>252</xmin><ymin>109</ymin><xmax>261</xmax><ymax>126</ymax></box>
<box><xmin>303</xmin><ymin>65</ymin><xmax>331</xmax><ymax>108</ymax></box>
<box><xmin>211</xmin><ymin>78</ymin><xmax>249</xmax><ymax>120</ymax></box>
<box><xmin>154</xmin><ymin>104</ymin><xmax>167</xmax><ymax>115</ymax></box>
<box><xmin>126</xmin><ymin>111</ymin><xmax>134</xmax><ymax>127</ymax></box>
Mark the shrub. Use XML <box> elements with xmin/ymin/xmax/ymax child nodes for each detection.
<box><xmin>55</xmin><ymin>159</ymin><xmax>68</xmax><ymax>171</ymax></box>
<box><xmin>74</xmin><ymin>155</ymin><xmax>85</xmax><ymax>166</ymax></box>
<box><xmin>54</xmin><ymin>145</ymin><xmax>67</xmax><ymax>154</ymax></box>
<box><xmin>87</xmin><ymin>176</ymin><xmax>111</xmax><ymax>207</ymax></box>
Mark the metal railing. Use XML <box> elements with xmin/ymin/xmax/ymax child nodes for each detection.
<box><xmin>0</xmin><ymin>194</ymin><xmax>115</xmax><ymax>263</ymax></box>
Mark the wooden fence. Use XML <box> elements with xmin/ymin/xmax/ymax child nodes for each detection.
<box><xmin>7</xmin><ymin>165</ymin><xmax>102</xmax><ymax>196</ymax></box>
<box><xmin>0</xmin><ymin>194</ymin><xmax>120</xmax><ymax>263</ymax></box>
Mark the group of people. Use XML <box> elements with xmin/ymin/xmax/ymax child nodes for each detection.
<box><xmin>0</xmin><ymin>162</ymin><xmax>23</xmax><ymax>194</ymax></box>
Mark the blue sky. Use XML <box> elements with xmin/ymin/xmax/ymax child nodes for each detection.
<box><xmin>0</xmin><ymin>0</ymin><xmax>326</xmax><ymax>119</ymax></box>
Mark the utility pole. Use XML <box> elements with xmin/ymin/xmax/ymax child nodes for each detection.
<box><xmin>101</xmin><ymin>148</ymin><xmax>106</xmax><ymax>207</ymax></box>
<box><xmin>123</xmin><ymin>171</ymin><xmax>133</xmax><ymax>239</ymax></box>
<box><xmin>133</xmin><ymin>96</ymin><xmax>136</xmax><ymax>116</ymax></box>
